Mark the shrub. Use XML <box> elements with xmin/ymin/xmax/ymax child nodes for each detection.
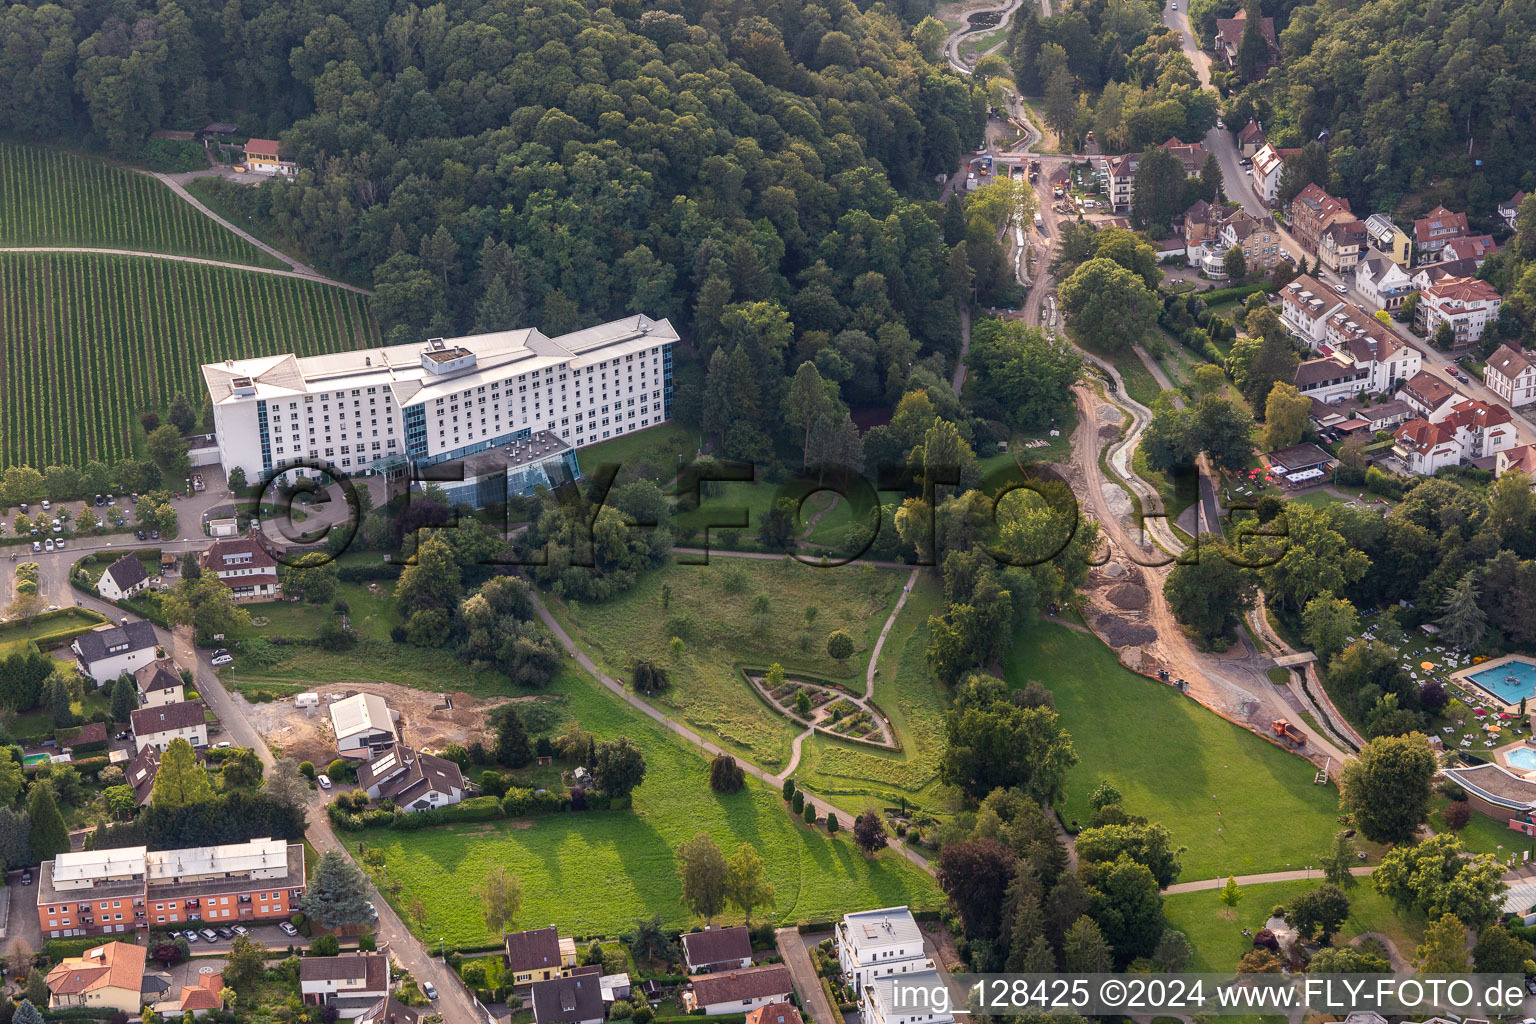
<box><xmin>311</xmin><ymin>934</ymin><xmax>340</xmax><ymax>956</ymax></box>
<box><xmin>298</xmin><ymin>761</ymin><xmax>315</xmax><ymax>780</ymax></box>
<box><xmin>792</xmin><ymin>791</ymin><xmax>805</xmax><ymax>813</ymax></box>
<box><xmin>826</xmin><ymin>812</ymin><xmax>839</xmax><ymax>833</ymax></box>
<box><xmin>803</xmin><ymin>802</ymin><xmax>815</xmax><ymax>823</ymax></box>
<box><xmin>709</xmin><ymin>753</ymin><xmax>745</xmax><ymax>794</ymax></box>
<box><xmin>782</xmin><ymin>777</ymin><xmax>795</xmax><ymax>801</ymax></box>
<box><xmin>1443</xmin><ymin>801</ymin><xmax>1472</xmax><ymax>831</ymax></box>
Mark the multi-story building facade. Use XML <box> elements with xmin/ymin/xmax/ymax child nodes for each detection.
<box><xmin>201</xmin><ymin>316</ymin><xmax>678</xmax><ymax>508</ymax></box>
<box><xmin>1393</xmin><ymin>399</ymin><xmax>1515</xmax><ymax>475</ymax></box>
<box><xmin>1317</xmin><ymin>219</ymin><xmax>1368</xmax><ymax>274</ymax></box>
<box><xmin>1412</xmin><ymin>205</ymin><xmax>1469</xmax><ymax>261</ymax></box>
<box><xmin>36</xmin><ymin>838</ymin><xmax>305</xmax><ymax>939</ymax></box>
<box><xmin>1290</xmin><ymin>184</ymin><xmax>1354</xmax><ymax>255</ymax></box>
<box><xmin>1485</xmin><ymin>344</ymin><xmax>1536</xmax><ymax>408</ymax></box>
<box><xmin>1354</xmin><ymin>254</ymin><xmax>1413</xmax><ymax>311</ymax></box>
<box><xmin>1416</xmin><ymin>277</ymin><xmax>1503</xmax><ymax>347</ymax></box>
<box><xmin>131</xmin><ymin>701</ymin><xmax>209</xmax><ymax>752</ymax></box>
<box><xmin>836</xmin><ymin>907</ymin><xmax>932</xmax><ymax>992</ymax></box>
<box><xmin>1104</xmin><ymin>139</ymin><xmax>1206</xmax><ymax>213</ymax></box>
<box><xmin>1280</xmin><ymin>276</ymin><xmax>1344</xmax><ymax>346</ymax></box>
<box><xmin>1364</xmin><ymin>214</ymin><xmax>1413</xmax><ymax>266</ymax></box>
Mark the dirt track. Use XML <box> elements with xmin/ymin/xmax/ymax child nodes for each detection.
<box><xmin>242</xmin><ymin>682</ymin><xmax>520</xmax><ymax>765</ymax></box>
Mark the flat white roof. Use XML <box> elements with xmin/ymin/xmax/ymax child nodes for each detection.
<box><xmin>146</xmin><ymin>836</ymin><xmax>289</xmax><ymax>879</ymax></box>
<box><xmin>330</xmin><ymin>692</ymin><xmax>395</xmax><ymax>740</ymax></box>
<box><xmin>841</xmin><ymin>906</ymin><xmax>922</xmax><ymax>948</ymax></box>
<box><xmin>202</xmin><ymin>315</ymin><xmax>679</xmax><ymax>408</ymax></box>
<box><xmin>51</xmin><ymin>846</ymin><xmax>148</xmax><ymax>883</ymax></box>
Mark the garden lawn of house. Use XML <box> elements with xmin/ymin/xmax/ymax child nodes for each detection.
<box><xmin>12</xmin><ymin>691</ymin><xmax>111</xmax><ymax>741</ymax></box>
<box><xmin>345</xmin><ymin>662</ymin><xmax>941</xmax><ymax>945</ymax></box>
<box><xmin>792</xmin><ymin>574</ymin><xmax>950</xmax><ymax>806</ymax></box>
<box><xmin>231</xmin><ymin>562</ymin><xmax>401</xmax><ymax>643</ymax></box>
<box><xmin>0</xmin><ymin>607</ymin><xmax>108</xmax><ymax>645</ymax></box>
<box><xmin>1003</xmin><ymin>619</ymin><xmax>1348</xmax><ymax>881</ymax></box>
<box><xmin>1164</xmin><ymin>879</ymin><xmax>1426</xmax><ymax>974</ymax></box>
<box><xmin>551</xmin><ymin>558</ymin><xmax>906</xmax><ymax>771</ymax></box>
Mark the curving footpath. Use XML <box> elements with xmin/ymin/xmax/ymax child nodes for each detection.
<box><xmin>0</xmin><ymin>246</ymin><xmax>372</xmax><ymax>295</ymax></box>
<box><xmin>527</xmin><ymin>588</ymin><xmax>936</xmax><ymax>874</ymax></box>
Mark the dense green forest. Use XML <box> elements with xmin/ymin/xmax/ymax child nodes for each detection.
<box><xmin>1197</xmin><ymin>0</ymin><xmax>1536</xmax><ymax>222</ymax></box>
<box><xmin>0</xmin><ymin>0</ymin><xmax>1024</xmax><ymax>467</ymax></box>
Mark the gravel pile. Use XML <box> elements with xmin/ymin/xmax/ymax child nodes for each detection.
<box><xmin>1107</xmin><ymin>581</ymin><xmax>1150</xmax><ymax>610</ymax></box>
<box><xmin>1094</xmin><ymin>614</ymin><xmax>1158</xmax><ymax>647</ymax></box>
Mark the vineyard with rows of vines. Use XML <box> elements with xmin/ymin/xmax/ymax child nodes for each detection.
<box><xmin>0</xmin><ymin>141</ymin><xmax>276</xmax><ymax>267</ymax></box>
<box><xmin>0</xmin><ymin>252</ymin><xmax>377</xmax><ymax>468</ymax></box>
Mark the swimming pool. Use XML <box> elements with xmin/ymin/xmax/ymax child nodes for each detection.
<box><xmin>1509</xmin><ymin>747</ymin><xmax>1536</xmax><ymax>772</ymax></box>
<box><xmin>1468</xmin><ymin>657</ymin><xmax>1536</xmax><ymax>705</ymax></box>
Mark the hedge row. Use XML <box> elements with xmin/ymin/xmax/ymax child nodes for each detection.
<box><xmin>1199</xmin><ymin>282</ymin><xmax>1270</xmax><ymax>305</ymax></box>
<box><xmin>329</xmin><ymin>789</ymin><xmax>635</xmax><ymax>831</ymax></box>
<box><xmin>337</xmin><ymin>562</ymin><xmax>402</xmax><ymax>583</ymax></box>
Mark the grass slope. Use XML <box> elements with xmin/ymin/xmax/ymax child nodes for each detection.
<box><xmin>1002</xmin><ymin>619</ymin><xmax>1343</xmax><ymax>881</ymax></box>
<box><xmin>0</xmin><ymin>141</ymin><xmax>274</xmax><ymax>266</ymax></box>
<box><xmin>552</xmin><ymin>558</ymin><xmax>905</xmax><ymax>770</ymax></box>
<box><xmin>1164</xmin><ymin>879</ymin><xmax>1425</xmax><ymax>973</ymax></box>
<box><xmin>0</xmin><ymin>251</ymin><xmax>376</xmax><ymax>468</ymax></box>
<box><xmin>345</xmin><ymin>662</ymin><xmax>941</xmax><ymax>944</ymax></box>
<box><xmin>793</xmin><ymin>573</ymin><xmax>951</xmax><ymax>805</ymax></box>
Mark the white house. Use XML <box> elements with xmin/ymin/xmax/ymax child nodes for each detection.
<box><xmin>684</xmin><ymin>965</ymin><xmax>793</xmax><ymax>1017</ymax></box>
<box><xmin>71</xmin><ymin>621</ymin><xmax>159</xmax><ymax>685</ymax></box>
<box><xmin>1354</xmin><ymin>254</ymin><xmax>1413</xmax><ymax>311</ymax></box>
<box><xmin>134</xmin><ymin>660</ymin><xmax>185</xmax><ymax>707</ymax></box>
<box><xmin>355</xmin><ymin>746</ymin><xmax>465</xmax><ymax>811</ymax></box>
<box><xmin>836</xmin><ymin>907</ymin><xmax>931</xmax><ymax>992</ymax></box>
<box><xmin>1495</xmin><ymin>444</ymin><xmax>1536</xmax><ymax>482</ymax></box>
<box><xmin>96</xmin><ymin>554</ymin><xmax>150</xmax><ymax>602</ymax></box>
<box><xmin>1500</xmin><ymin>191</ymin><xmax>1528</xmax><ymax>232</ymax></box>
<box><xmin>1291</xmin><ymin>301</ymin><xmax>1419</xmax><ymax>404</ymax></box>
<box><xmin>1279</xmin><ymin>276</ymin><xmax>1344</xmax><ymax>347</ymax></box>
<box><xmin>682</xmin><ymin>926</ymin><xmax>754</xmax><ymax>974</ymax></box>
<box><xmin>1416</xmin><ymin>277</ymin><xmax>1503</xmax><ymax>347</ymax></box>
<box><xmin>300</xmin><ymin>953</ymin><xmax>389</xmax><ymax>1007</ymax></box>
<box><xmin>1392</xmin><ymin>399</ymin><xmax>1516</xmax><ymax>475</ymax></box>
<box><xmin>1250</xmin><ymin>142</ymin><xmax>1288</xmax><ymax>205</ymax></box>
<box><xmin>864</xmin><ymin>970</ymin><xmax>955</xmax><ymax>1024</ymax></box>
<box><xmin>1484</xmin><ymin>344</ymin><xmax>1536</xmax><ymax>408</ymax></box>
<box><xmin>130</xmin><ymin>701</ymin><xmax>209</xmax><ymax>753</ymax></box>
<box><xmin>329</xmin><ymin>693</ymin><xmax>399</xmax><ymax>758</ymax></box>
<box><xmin>1399</xmin><ymin>371</ymin><xmax>1464</xmax><ymax>422</ymax></box>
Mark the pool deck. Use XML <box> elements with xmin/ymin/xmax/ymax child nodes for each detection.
<box><xmin>1451</xmin><ymin>653</ymin><xmax>1536</xmax><ymax>712</ymax></box>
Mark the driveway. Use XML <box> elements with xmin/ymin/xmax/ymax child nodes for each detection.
<box><xmin>777</xmin><ymin>927</ymin><xmax>836</xmax><ymax>1024</ymax></box>
<box><xmin>2</xmin><ymin>875</ymin><xmax>37</xmax><ymax>950</ymax></box>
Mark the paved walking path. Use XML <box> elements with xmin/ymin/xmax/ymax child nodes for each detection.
<box><xmin>0</xmin><ymin>246</ymin><xmax>371</xmax><ymax>294</ymax></box>
<box><xmin>867</xmin><ymin>569</ymin><xmax>920</xmax><ymax>699</ymax></box>
<box><xmin>528</xmin><ymin>587</ymin><xmax>934</xmax><ymax>874</ymax></box>
<box><xmin>1163</xmin><ymin>865</ymin><xmax>1373</xmax><ymax>894</ymax></box>
<box><xmin>149</xmin><ymin>171</ymin><xmax>361</xmax><ymax>288</ymax></box>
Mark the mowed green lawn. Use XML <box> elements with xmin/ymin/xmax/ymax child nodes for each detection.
<box><xmin>345</xmin><ymin>662</ymin><xmax>941</xmax><ymax>944</ymax></box>
<box><xmin>1164</xmin><ymin>879</ymin><xmax>1424</xmax><ymax>973</ymax></box>
<box><xmin>553</xmin><ymin>558</ymin><xmax>905</xmax><ymax>771</ymax></box>
<box><xmin>1003</xmin><ymin>619</ymin><xmax>1343</xmax><ymax>881</ymax></box>
<box><xmin>794</xmin><ymin>573</ymin><xmax>951</xmax><ymax>805</ymax></box>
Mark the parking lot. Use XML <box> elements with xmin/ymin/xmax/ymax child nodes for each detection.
<box><xmin>169</xmin><ymin>919</ymin><xmax>311</xmax><ymax>953</ymax></box>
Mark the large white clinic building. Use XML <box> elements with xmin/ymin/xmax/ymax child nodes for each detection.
<box><xmin>201</xmin><ymin>315</ymin><xmax>678</xmax><ymax>505</ymax></box>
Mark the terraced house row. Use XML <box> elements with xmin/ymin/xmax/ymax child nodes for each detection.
<box><xmin>36</xmin><ymin>836</ymin><xmax>304</xmax><ymax>939</ymax></box>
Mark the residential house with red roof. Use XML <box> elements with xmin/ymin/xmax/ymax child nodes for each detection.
<box><xmin>1413</xmin><ymin>205</ymin><xmax>1470</xmax><ymax>261</ymax></box>
<box><xmin>1289</xmin><ymin>183</ymin><xmax>1354</xmax><ymax>255</ymax></box>
<box><xmin>200</xmin><ymin>536</ymin><xmax>279</xmax><ymax>600</ymax></box>
<box><xmin>1214</xmin><ymin>8</ymin><xmax>1278</xmax><ymax>71</ymax></box>
<box><xmin>1392</xmin><ymin>399</ymin><xmax>1515</xmax><ymax>475</ymax></box>
<box><xmin>1416</xmin><ymin>277</ymin><xmax>1503</xmax><ymax>347</ymax></box>
<box><xmin>46</xmin><ymin>941</ymin><xmax>146</xmax><ymax>1014</ymax></box>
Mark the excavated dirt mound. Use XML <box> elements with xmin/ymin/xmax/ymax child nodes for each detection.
<box><xmin>1093</xmin><ymin>614</ymin><xmax>1158</xmax><ymax>647</ymax></box>
<box><xmin>1099</xmin><ymin>561</ymin><xmax>1128</xmax><ymax>579</ymax></box>
<box><xmin>1107</xmin><ymin>581</ymin><xmax>1149</xmax><ymax>610</ymax></box>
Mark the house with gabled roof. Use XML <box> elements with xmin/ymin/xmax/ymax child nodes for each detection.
<box><xmin>135</xmin><ymin>659</ymin><xmax>185</xmax><ymax>707</ymax></box>
<box><xmin>356</xmin><ymin>745</ymin><xmax>466</xmax><ymax>812</ymax></box>
<box><xmin>684</xmin><ymin>965</ymin><xmax>794</xmax><ymax>1016</ymax></box>
<box><xmin>1236</xmin><ymin>119</ymin><xmax>1268</xmax><ymax>156</ymax></box>
<box><xmin>1289</xmin><ymin>183</ymin><xmax>1353</xmax><ymax>255</ymax></box>
<box><xmin>329</xmin><ymin>692</ymin><xmax>400</xmax><ymax>758</ymax></box>
<box><xmin>534</xmin><ymin>973</ymin><xmax>607</xmax><ymax>1024</ymax></box>
<box><xmin>200</xmin><ymin>537</ymin><xmax>279</xmax><ymax>600</ymax></box>
<box><xmin>1486</xmin><ymin>344</ymin><xmax>1536</xmax><ymax>408</ymax></box>
<box><xmin>1416</xmin><ymin>277</ymin><xmax>1502</xmax><ymax>347</ymax></box>
<box><xmin>72</xmin><ymin>620</ymin><xmax>159</xmax><ymax>685</ymax></box>
<box><xmin>1392</xmin><ymin>399</ymin><xmax>1515</xmax><ymax>475</ymax></box>
<box><xmin>506</xmin><ymin>924</ymin><xmax>577</xmax><ymax>985</ymax></box>
<box><xmin>682</xmin><ymin>926</ymin><xmax>754</xmax><ymax>974</ymax></box>
<box><xmin>1354</xmin><ymin>254</ymin><xmax>1413</xmax><ymax>311</ymax></box>
<box><xmin>1413</xmin><ymin>205</ymin><xmax>1470</xmax><ymax>260</ymax></box>
<box><xmin>1500</xmin><ymin>191</ymin><xmax>1528</xmax><ymax>232</ymax></box>
<box><xmin>300</xmin><ymin>952</ymin><xmax>390</xmax><ymax>1007</ymax></box>
<box><xmin>1399</xmin><ymin>370</ymin><xmax>1463</xmax><ymax>422</ymax></box>
<box><xmin>156</xmin><ymin>969</ymin><xmax>225</xmax><ymax>1018</ymax></box>
<box><xmin>1214</xmin><ymin>7</ymin><xmax>1278</xmax><ymax>71</ymax></box>
<box><xmin>97</xmin><ymin>554</ymin><xmax>150</xmax><ymax>602</ymax></box>
<box><xmin>131</xmin><ymin>701</ymin><xmax>209</xmax><ymax>752</ymax></box>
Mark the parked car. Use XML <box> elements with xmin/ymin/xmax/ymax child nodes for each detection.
<box><xmin>183</xmin><ymin>930</ymin><xmax>200</xmax><ymax>943</ymax></box>
<box><xmin>232</xmin><ymin>925</ymin><xmax>250</xmax><ymax>937</ymax></box>
<box><xmin>44</xmin><ymin>539</ymin><xmax>54</xmax><ymax>552</ymax></box>
<box><xmin>422</xmin><ymin>982</ymin><xmax>439</xmax><ymax>1000</ymax></box>
<box><xmin>278</xmin><ymin>922</ymin><xmax>299</xmax><ymax>937</ymax></box>
<box><xmin>94</xmin><ymin>494</ymin><xmax>105</xmax><ymax>506</ymax></box>
<box><xmin>199</xmin><ymin>928</ymin><xmax>219</xmax><ymax>942</ymax></box>
<box><xmin>210</xmin><ymin>649</ymin><xmax>233</xmax><ymax>666</ymax></box>
<box><xmin>16</xmin><ymin>503</ymin><xmax>27</xmax><ymax>513</ymax></box>
<box><xmin>135</xmin><ymin>530</ymin><xmax>147</xmax><ymax>541</ymax></box>
<box><xmin>316</xmin><ymin>774</ymin><xmax>332</xmax><ymax>789</ymax></box>
<box><xmin>30</xmin><ymin>542</ymin><xmax>39</xmax><ymax>553</ymax></box>
<box><xmin>215</xmin><ymin>927</ymin><xmax>235</xmax><ymax>940</ymax></box>
<box><xmin>40</xmin><ymin>500</ymin><xmax>49</xmax><ymax>511</ymax></box>
<box><xmin>20</xmin><ymin>870</ymin><xmax>32</xmax><ymax>885</ymax></box>
<box><xmin>150</xmin><ymin>529</ymin><xmax>160</xmax><ymax>540</ymax></box>
<box><xmin>214</xmin><ymin>741</ymin><xmax>232</xmax><ymax>749</ymax></box>
<box><xmin>114</xmin><ymin>731</ymin><xmax>131</xmax><ymax>741</ymax></box>
<box><xmin>54</xmin><ymin>539</ymin><xmax>64</xmax><ymax>550</ymax></box>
